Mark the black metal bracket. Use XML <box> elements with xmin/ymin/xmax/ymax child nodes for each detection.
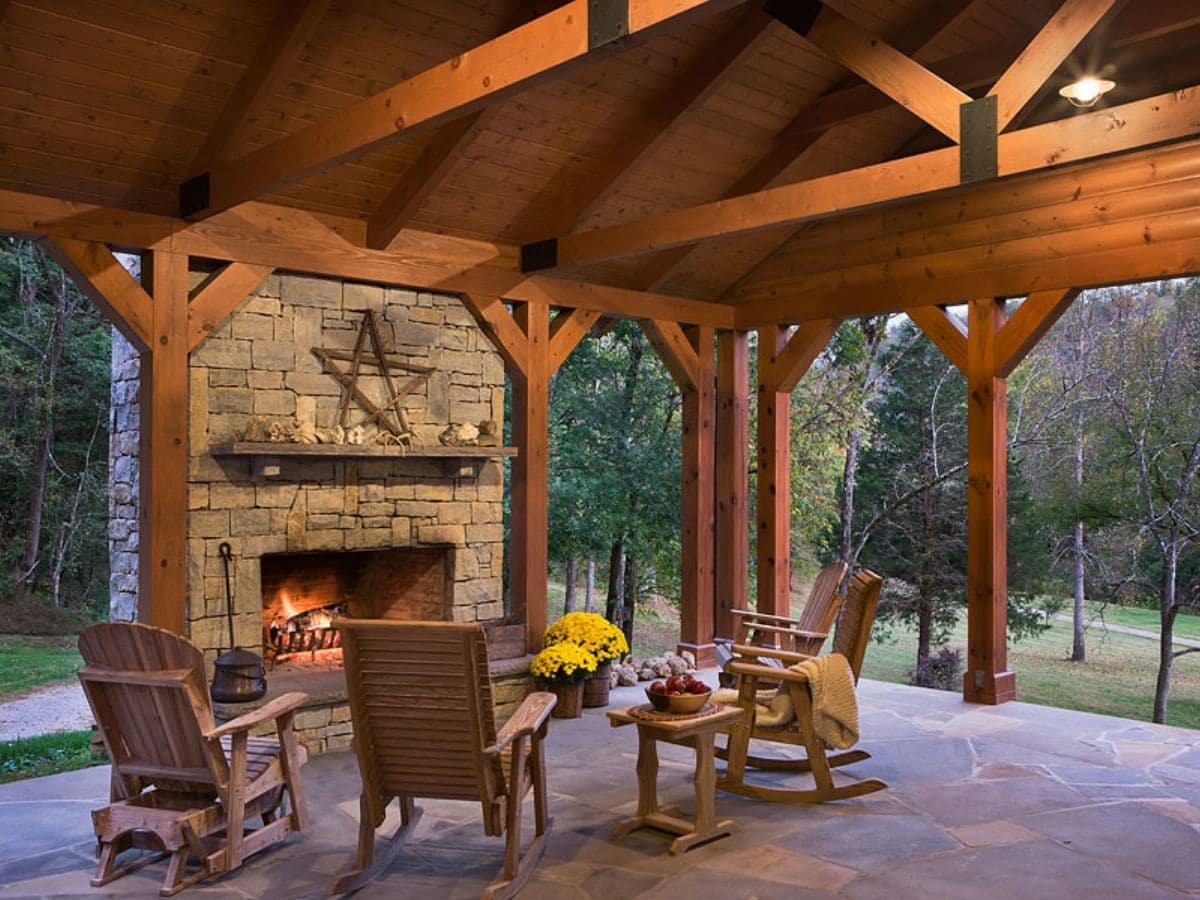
<box><xmin>588</xmin><ymin>0</ymin><xmax>628</xmax><ymax>50</ymax></box>
<box><xmin>178</xmin><ymin>172</ymin><xmax>211</xmax><ymax>219</ymax></box>
<box><xmin>960</xmin><ymin>95</ymin><xmax>998</xmax><ymax>184</ymax></box>
<box><xmin>521</xmin><ymin>238</ymin><xmax>559</xmax><ymax>273</ymax></box>
<box><xmin>763</xmin><ymin>0</ymin><xmax>823</xmax><ymax>37</ymax></box>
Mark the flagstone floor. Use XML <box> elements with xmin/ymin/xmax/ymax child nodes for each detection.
<box><xmin>3</xmin><ymin>675</ymin><xmax>1200</xmax><ymax>899</ymax></box>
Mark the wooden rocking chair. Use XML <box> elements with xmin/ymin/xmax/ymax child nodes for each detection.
<box><xmin>717</xmin><ymin>569</ymin><xmax>886</xmax><ymax>804</ymax></box>
<box><xmin>715</xmin><ymin>561</ymin><xmax>848</xmax><ymax>683</ymax></box>
<box><xmin>78</xmin><ymin>622</ymin><xmax>309</xmax><ymax>895</ymax></box>
<box><xmin>328</xmin><ymin>620</ymin><xmax>556</xmax><ymax>899</ymax></box>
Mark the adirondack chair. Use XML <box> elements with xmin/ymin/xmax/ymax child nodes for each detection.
<box><xmin>78</xmin><ymin>622</ymin><xmax>309</xmax><ymax>896</ymax></box>
<box><xmin>717</xmin><ymin>569</ymin><xmax>886</xmax><ymax>804</ymax></box>
<box><xmin>715</xmin><ymin>561</ymin><xmax>849</xmax><ymax>684</ymax></box>
<box><xmin>329</xmin><ymin>620</ymin><xmax>556</xmax><ymax>899</ymax></box>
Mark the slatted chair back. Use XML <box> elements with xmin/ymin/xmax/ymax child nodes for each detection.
<box><xmin>832</xmin><ymin>569</ymin><xmax>883</xmax><ymax>682</ymax></box>
<box><xmin>78</xmin><ymin>622</ymin><xmax>226</xmax><ymax>796</ymax></box>
<box><xmin>337</xmin><ymin>620</ymin><xmax>503</xmax><ymax>829</ymax></box>
<box><xmin>796</xmin><ymin>561</ymin><xmax>850</xmax><ymax>635</ymax></box>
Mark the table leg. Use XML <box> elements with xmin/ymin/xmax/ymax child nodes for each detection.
<box><xmin>613</xmin><ymin>729</ymin><xmax>661</xmax><ymax>838</ymax></box>
<box><xmin>668</xmin><ymin>731</ymin><xmax>735</xmax><ymax>855</ymax></box>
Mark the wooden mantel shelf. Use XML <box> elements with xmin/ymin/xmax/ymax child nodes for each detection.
<box><xmin>211</xmin><ymin>441</ymin><xmax>517</xmax><ymax>460</ymax></box>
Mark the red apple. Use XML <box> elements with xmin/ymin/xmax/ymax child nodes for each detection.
<box><xmin>648</xmin><ymin>680</ymin><xmax>667</xmax><ymax>695</ymax></box>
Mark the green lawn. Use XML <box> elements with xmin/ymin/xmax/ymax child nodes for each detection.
<box><xmin>861</xmin><ymin>613</ymin><xmax>1200</xmax><ymax>729</ymax></box>
<box><xmin>0</xmin><ymin>730</ymin><xmax>98</xmax><ymax>784</ymax></box>
<box><xmin>0</xmin><ymin>637</ymin><xmax>82</xmax><ymax>699</ymax></box>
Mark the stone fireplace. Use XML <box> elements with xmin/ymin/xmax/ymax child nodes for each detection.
<box><xmin>110</xmin><ymin>271</ymin><xmax>534</xmax><ymax>751</ymax></box>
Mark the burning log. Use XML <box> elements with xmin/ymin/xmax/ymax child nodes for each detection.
<box><xmin>267</xmin><ymin>602</ymin><xmax>348</xmax><ymax>661</ymax></box>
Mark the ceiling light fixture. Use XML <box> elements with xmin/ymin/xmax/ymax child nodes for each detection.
<box><xmin>1059</xmin><ymin>76</ymin><xmax>1115</xmax><ymax>108</ymax></box>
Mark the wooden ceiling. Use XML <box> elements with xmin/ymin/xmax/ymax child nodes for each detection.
<box><xmin>2</xmin><ymin>0</ymin><xmax>1200</xmax><ymax>317</ymax></box>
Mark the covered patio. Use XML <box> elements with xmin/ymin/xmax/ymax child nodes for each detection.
<box><xmin>4</xmin><ymin>676</ymin><xmax>1200</xmax><ymax>898</ymax></box>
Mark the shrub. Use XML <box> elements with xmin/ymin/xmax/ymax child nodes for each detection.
<box><xmin>908</xmin><ymin>646</ymin><xmax>963</xmax><ymax>691</ymax></box>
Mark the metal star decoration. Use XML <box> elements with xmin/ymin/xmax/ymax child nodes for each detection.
<box><xmin>311</xmin><ymin>309</ymin><xmax>435</xmax><ymax>444</ymax></box>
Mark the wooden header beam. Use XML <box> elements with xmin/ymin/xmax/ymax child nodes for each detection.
<box><xmin>180</xmin><ymin>0</ymin><xmax>743</xmax><ymax>220</ymax></box>
<box><xmin>532</xmin><ymin>85</ymin><xmax>1200</xmax><ymax>272</ymax></box>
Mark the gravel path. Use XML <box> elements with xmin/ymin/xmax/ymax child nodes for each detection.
<box><xmin>1052</xmin><ymin>613</ymin><xmax>1200</xmax><ymax>648</ymax></box>
<box><xmin>0</xmin><ymin>680</ymin><xmax>92</xmax><ymax>741</ymax></box>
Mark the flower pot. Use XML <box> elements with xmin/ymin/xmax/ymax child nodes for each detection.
<box><xmin>582</xmin><ymin>661</ymin><xmax>612</xmax><ymax>708</ymax></box>
<box><xmin>546</xmin><ymin>680</ymin><xmax>584</xmax><ymax>719</ymax></box>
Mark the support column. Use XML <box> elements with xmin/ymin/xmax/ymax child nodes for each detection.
<box><xmin>679</xmin><ymin>326</ymin><xmax>716</xmax><ymax>666</ymax></box>
<box><xmin>139</xmin><ymin>249</ymin><xmax>190</xmax><ymax>633</ymax></box>
<box><xmin>964</xmin><ymin>297</ymin><xmax>1015</xmax><ymax>704</ymax></box>
<box><xmin>756</xmin><ymin>326</ymin><xmax>791</xmax><ymax>617</ymax></box>
<box><xmin>714</xmin><ymin>331</ymin><xmax>749</xmax><ymax>640</ymax></box>
<box><xmin>510</xmin><ymin>302</ymin><xmax>550</xmax><ymax>652</ymax></box>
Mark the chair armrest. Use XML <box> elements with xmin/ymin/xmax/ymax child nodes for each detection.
<box><xmin>725</xmin><ymin>660</ymin><xmax>812</xmax><ymax>685</ymax></box>
<box><xmin>205</xmin><ymin>692</ymin><xmax>309</xmax><ymax>740</ymax></box>
<box><xmin>484</xmin><ymin>691</ymin><xmax>557</xmax><ymax>758</ymax></box>
<box><xmin>729</xmin><ymin>643</ymin><xmax>813</xmax><ymax>663</ymax></box>
<box><xmin>740</xmin><ymin>622</ymin><xmax>829</xmax><ymax>641</ymax></box>
<box><xmin>730</xmin><ymin>609</ymin><xmax>803</xmax><ymax>627</ymax></box>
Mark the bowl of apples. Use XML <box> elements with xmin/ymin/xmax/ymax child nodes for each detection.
<box><xmin>645</xmin><ymin>674</ymin><xmax>712</xmax><ymax>714</ymax></box>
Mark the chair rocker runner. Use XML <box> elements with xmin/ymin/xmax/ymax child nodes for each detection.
<box><xmin>717</xmin><ymin>569</ymin><xmax>886</xmax><ymax>804</ymax></box>
<box><xmin>329</xmin><ymin>620</ymin><xmax>556</xmax><ymax>899</ymax></box>
<box><xmin>78</xmin><ymin>622</ymin><xmax>309</xmax><ymax>895</ymax></box>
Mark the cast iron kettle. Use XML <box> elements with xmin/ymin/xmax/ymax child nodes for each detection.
<box><xmin>211</xmin><ymin>542</ymin><xmax>268</xmax><ymax>704</ymax></box>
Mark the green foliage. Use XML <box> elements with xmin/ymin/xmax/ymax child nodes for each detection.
<box><xmin>548</xmin><ymin>321</ymin><xmax>682</xmax><ymax>599</ymax></box>
<box><xmin>0</xmin><ymin>730</ymin><xmax>99</xmax><ymax>784</ymax></box>
<box><xmin>0</xmin><ymin>237</ymin><xmax>111</xmax><ymax>623</ymax></box>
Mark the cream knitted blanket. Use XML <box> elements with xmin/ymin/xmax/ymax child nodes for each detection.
<box><xmin>713</xmin><ymin>653</ymin><xmax>859</xmax><ymax>748</ymax></box>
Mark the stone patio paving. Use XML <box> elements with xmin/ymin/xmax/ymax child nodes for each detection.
<box><xmin>3</xmin><ymin>674</ymin><xmax>1200</xmax><ymax>899</ymax></box>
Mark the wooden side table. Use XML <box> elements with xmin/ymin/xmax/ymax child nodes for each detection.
<box><xmin>607</xmin><ymin>703</ymin><xmax>742</xmax><ymax>854</ymax></box>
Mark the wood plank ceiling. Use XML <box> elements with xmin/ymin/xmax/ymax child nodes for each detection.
<box><xmin>1</xmin><ymin>0</ymin><xmax>1198</xmax><ymax>310</ymax></box>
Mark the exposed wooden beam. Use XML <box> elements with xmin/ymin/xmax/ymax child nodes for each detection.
<box><xmin>367</xmin><ymin>110</ymin><xmax>498</xmax><ymax>251</ymax></box>
<box><xmin>187</xmin><ymin>0</ymin><xmax>331</xmax><ymax>177</ymax></box>
<box><xmin>0</xmin><ymin>189</ymin><xmax>734</xmax><ymax>328</ymax></box>
<box><xmin>44</xmin><ymin>239</ymin><xmax>153</xmax><ymax>352</ymax></box>
<box><xmin>181</xmin><ymin>0</ymin><xmax>743</xmax><ymax>219</ymax></box>
<box><xmin>187</xmin><ymin>263</ymin><xmax>274</xmax><ymax>350</ymax></box>
<box><xmin>714</xmin><ymin>330</ymin><xmax>749</xmax><ymax>640</ymax></box>
<box><xmin>550</xmin><ymin>7</ymin><xmax>774</xmax><ymax>234</ymax></box>
<box><xmin>640</xmin><ymin>319</ymin><xmax>700</xmax><ymax>390</ymax></box>
<box><xmin>764</xmin><ymin>319</ymin><xmax>839</xmax><ymax>392</ymax></box>
<box><xmin>548</xmin><ymin>307</ymin><xmax>601</xmax><ymax>373</ymax></box>
<box><xmin>988</xmin><ymin>0</ymin><xmax>1127</xmax><ymax>131</ymax></box>
<box><xmin>907</xmin><ymin>306</ymin><xmax>968</xmax><ymax>373</ymax></box>
<box><xmin>805</xmin><ymin>8</ymin><xmax>970</xmax><ymax>141</ymax></box>
<box><xmin>502</xmin><ymin>276</ymin><xmax>735</xmax><ymax>328</ymax></box>
<box><xmin>542</xmin><ymin>85</ymin><xmax>1200</xmax><ymax>270</ymax></box>
<box><xmin>995</xmin><ymin>288</ymin><xmax>1080</xmax><ymax>376</ymax></box>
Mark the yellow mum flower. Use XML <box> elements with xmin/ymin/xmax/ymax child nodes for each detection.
<box><xmin>543</xmin><ymin>612</ymin><xmax>629</xmax><ymax>663</ymax></box>
<box><xmin>530</xmin><ymin>642</ymin><xmax>599</xmax><ymax>684</ymax></box>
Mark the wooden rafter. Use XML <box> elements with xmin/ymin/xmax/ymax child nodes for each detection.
<box><xmin>44</xmin><ymin>239</ymin><xmax>153</xmax><ymax>352</ymax></box>
<box><xmin>188</xmin><ymin>263</ymin><xmax>274</xmax><ymax>350</ymax></box>
<box><xmin>805</xmin><ymin>8</ymin><xmax>970</xmax><ymax>141</ymax></box>
<box><xmin>761</xmin><ymin>320</ymin><xmax>839</xmax><ymax>393</ymax></box>
<box><xmin>366</xmin><ymin>110</ymin><xmax>498</xmax><ymax>251</ymax></box>
<box><xmin>546</xmin><ymin>7</ymin><xmax>774</xmax><ymax>235</ymax></box>
<box><xmin>186</xmin><ymin>0</ymin><xmax>331</xmax><ymax>177</ymax></box>
<box><xmin>540</xmin><ymin>85</ymin><xmax>1200</xmax><ymax>271</ymax></box>
<box><xmin>995</xmin><ymin>288</ymin><xmax>1080</xmax><ymax>376</ymax></box>
<box><xmin>457</xmin><ymin>295</ymin><xmax>530</xmax><ymax>377</ymax></box>
<box><xmin>180</xmin><ymin>0</ymin><xmax>743</xmax><ymax>220</ymax></box>
<box><xmin>640</xmin><ymin>320</ymin><xmax>700</xmax><ymax>390</ymax></box>
<box><xmin>988</xmin><ymin>0</ymin><xmax>1127</xmax><ymax>131</ymax></box>
<box><xmin>908</xmin><ymin>306</ymin><xmax>968</xmax><ymax>373</ymax></box>
<box><xmin>502</xmin><ymin>276</ymin><xmax>734</xmax><ymax>328</ymax></box>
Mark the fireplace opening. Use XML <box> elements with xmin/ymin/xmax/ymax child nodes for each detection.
<box><xmin>260</xmin><ymin>547</ymin><xmax>451</xmax><ymax>667</ymax></box>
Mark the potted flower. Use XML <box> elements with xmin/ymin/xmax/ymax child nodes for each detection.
<box><xmin>530</xmin><ymin>642</ymin><xmax>598</xmax><ymax>718</ymax></box>
<box><xmin>542</xmin><ymin>612</ymin><xmax>629</xmax><ymax>708</ymax></box>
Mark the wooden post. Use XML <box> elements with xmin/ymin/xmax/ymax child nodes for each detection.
<box><xmin>678</xmin><ymin>326</ymin><xmax>716</xmax><ymax>666</ymax></box>
<box><xmin>964</xmin><ymin>297</ymin><xmax>1015</xmax><ymax>703</ymax></box>
<box><xmin>714</xmin><ymin>331</ymin><xmax>748</xmax><ymax>640</ymax></box>
<box><xmin>139</xmin><ymin>249</ymin><xmax>190</xmax><ymax>633</ymax></box>
<box><xmin>755</xmin><ymin>326</ymin><xmax>791</xmax><ymax>617</ymax></box>
<box><xmin>510</xmin><ymin>302</ymin><xmax>550</xmax><ymax>652</ymax></box>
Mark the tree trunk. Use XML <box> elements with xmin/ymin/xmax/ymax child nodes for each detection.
<box><xmin>622</xmin><ymin>553</ymin><xmax>637</xmax><ymax>647</ymax></box>
<box><xmin>564</xmin><ymin>557</ymin><xmax>577</xmax><ymax>613</ymax></box>
<box><xmin>584</xmin><ymin>560</ymin><xmax>596</xmax><ymax>612</ymax></box>
<box><xmin>838</xmin><ymin>426</ymin><xmax>862</xmax><ymax>592</ymax></box>
<box><xmin>605</xmin><ymin>539</ymin><xmax>625</xmax><ymax>623</ymax></box>
<box><xmin>1153</xmin><ymin>541</ymin><xmax>1179</xmax><ymax>724</ymax></box>
<box><xmin>13</xmin><ymin>262</ymin><xmax>70</xmax><ymax>604</ymax></box>
<box><xmin>1071</xmin><ymin>409</ymin><xmax>1086</xmax><ymax>662</ymax></box>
